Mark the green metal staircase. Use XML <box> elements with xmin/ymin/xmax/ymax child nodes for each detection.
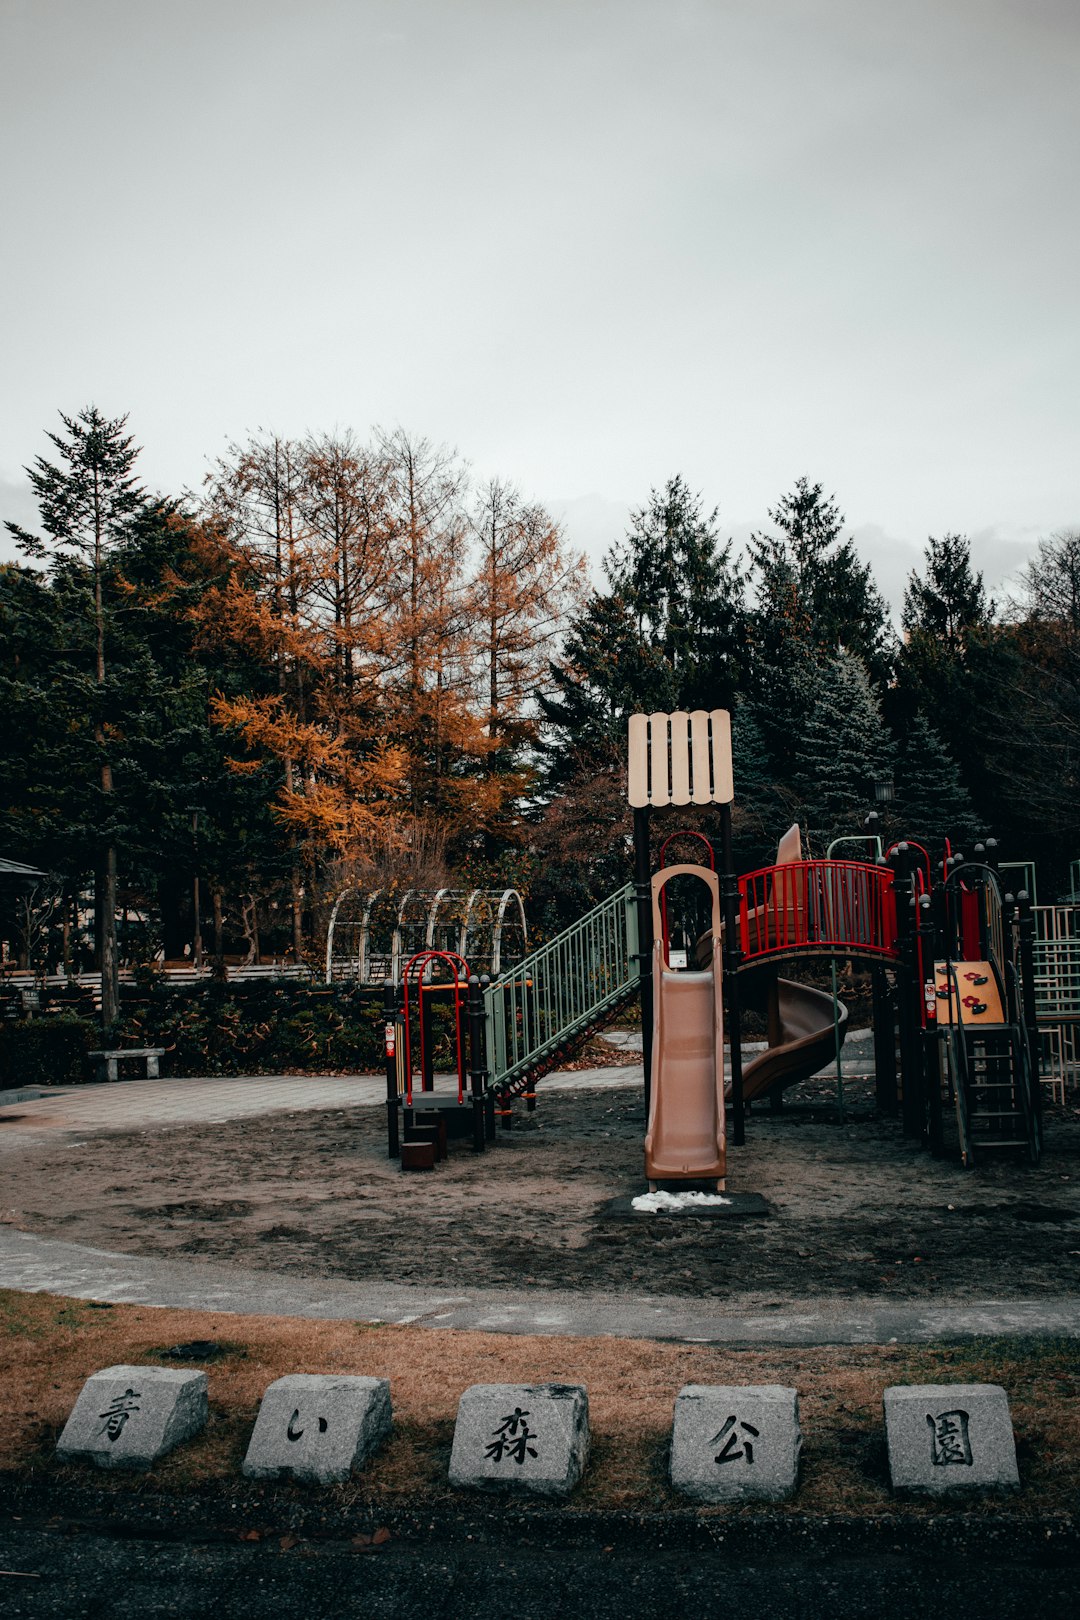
<box><xmin>483</xmin><ymin>883</ymin><xmax>641</xmax><ymax>1098</ymax></box>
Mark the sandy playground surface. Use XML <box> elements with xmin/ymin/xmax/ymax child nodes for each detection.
<box><xmin>2</xmin><ymin>1069</ymin><xmax>1079</xmax><ymax>1307</ymax></box>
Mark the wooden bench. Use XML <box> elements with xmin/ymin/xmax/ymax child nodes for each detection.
<box><xmin>86</xmin><ymin>1047</ymin><xmax>166</xmax><ymax>1083</ymax></box>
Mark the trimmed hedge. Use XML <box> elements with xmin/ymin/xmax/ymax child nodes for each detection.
<box><xmin>110</xmin><ymin>981</ymin><xmax>388</xmax><ymax>1077</ymax></box>
<box><xmin>0</xmin><ymin>1015</ymin><xmax>95</xmax><ymax>1088</ymax></box>
<box><xmin>0</xmin><ymin>982</ymin><xmax>471</xmax><ymax>1084</ymax></box>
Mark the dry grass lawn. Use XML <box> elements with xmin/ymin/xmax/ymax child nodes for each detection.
<box><xmin>1</xmin><ymin>1289</ymin><xmax>1077</xmax><ymax>1518</ymax></box>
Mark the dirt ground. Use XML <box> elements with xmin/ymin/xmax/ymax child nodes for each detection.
<box><xmin>3</xmin><ymin>1069</ymin><xmax>1080</xmax><ymax>1304</ymax></box>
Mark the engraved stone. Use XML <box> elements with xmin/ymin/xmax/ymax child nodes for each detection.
<box><xmin>884</xmin><ymin>1383</ymin><xmax>1019</xmax><ymax>1494</ymax></box>
<box><xmin>670</xmin><ymin>1383</ymin><xmax>801</xmax><ymax>1503</ymax></box>
<box><xmin>56</xmin><ymin>1365</ymin><xmax>207</xmax><ymax>1471</ymax></box>
<box><xmin>448</xmin><ymin>1382</ymin><xmax>589</xmax><ymax>1498</ymax></box>
<box><xmin>242</xmin><ymin>1374</ymin><xmax>392</xmax><ymax>1484</ymax></box>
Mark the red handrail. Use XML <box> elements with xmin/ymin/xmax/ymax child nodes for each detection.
<box><xmin>885</xmin><ymin>839</ymin><xmax>932</xmax><ymax>891</ymax></box>
<box><xmin>658</xmin><ymin>831</ymin><xmax>715</xmax><ymax>870</ymax></box>
<box><xmin>738</xmin><ymin>860</ymin><xmax>899</xmax><ymax>962</ymax></box>
<box><xmin>401</xmin><ymin>949</ymin><xmax>469</xmax><ymax>1107</ymax></box>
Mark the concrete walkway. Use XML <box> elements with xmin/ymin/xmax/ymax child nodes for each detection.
<box><xmin>0</xmin><ymin>1065</ymin><xmax>641</xmax><ymax>1153</ymax></box>
<box><xmin>2</xmin><ymin>1224</ymin><xmax>1078</xmax><ymax>1345</ymax></box>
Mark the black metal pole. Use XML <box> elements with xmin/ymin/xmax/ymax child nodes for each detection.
<box><xmin>892</xmin><ymin>846</ymin><xmax>922</xmax><ymax>1139</ymax></box>
<box><xmin>718</xmin><ymin>802</ymin><xmax>745</xmax><ymax>1147</ymax></box>
<box><xmin>633</xmin><ymin>804</ymin><xmax>654</xmax><ymax>1116</ymax></box>
<box><xmin>917</xmin><ymin>892</ymin><xmax>942</xmax><ymax>1153</ymax></box>
<box><xmin>467</xmin><ymin>973</ymin><xmax>487</xmax><ymax>1154</ymax></box>
<box><xmin>383</xmin><ymin>978</ymin><xmax>401</xmax><ymax>1159</ymax></box>
<box><xmin>871</xmin><ymin>964</ymin><xmax>897</xmax><ymax>1117</ymax></box>
<box><xmin>1002</xmin><ymin>892</ymin><xmax>1019</xmax><ymax>1023</ymax></box>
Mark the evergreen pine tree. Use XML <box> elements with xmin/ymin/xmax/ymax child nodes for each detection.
<box><xmin>605</xmin><ymin>475</ymin><xmax>746</xmax><ymax>712</ymax></box>
<box><xmin>747</xmin><ymin>478</ymin><xmax>892</xmax><ymax>785</ymax></box>
<box><xmin>891</xmin><ymin>531</ymin><xmax>1005</xmax><ymax>835</ymax></box>
<box><xmin>748</xmin><ymin>476</ymin><xmax>892</xmax><ymax>689</ymax></box>
<box><xmin>901</xmin><ymin>533</ymin><xmax>990</xmax><ymax>659</ymax></box>
<box><xmin>540</xmin><ymin>475</ymin><xmax>746</xmax><ymax>793</ymax></box>
<box><xmin>5</xmin><ymin>408</ymin><xmax>146</xmax><ymax>1025</ymax></box>
<box><xmin>729</xmin><ymin>693</ymin><xmax>792</xmax><ymax>864</ymax></box>
<box><xmin>792</xmin><ymin>652</ymin><xmax>892</xmax><ymax>852</ymax></box>
<box><xmin>894</xmin><ymin>712</ymin><xmax>980</xmax><ymax>855</ymax></box>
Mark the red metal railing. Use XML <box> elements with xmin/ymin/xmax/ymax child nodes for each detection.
<box><xmin>738</xmin><ymin>860</ymin><xmax>899</xmax><ymax>963</ymax></box>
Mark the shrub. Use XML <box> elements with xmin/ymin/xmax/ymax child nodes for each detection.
<box><xmin>0</xmin><ymin>1015</ymin><xmax>94</xmax><ymax>1088</ymax></box>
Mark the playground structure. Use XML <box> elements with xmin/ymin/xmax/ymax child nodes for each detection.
<box><xmin>379</xmin><ymin>708</ymin><xmax>1066</xmax><ymax>1175</ymax></box>
<box><xmin>1031</xmin><ymin>895</ymin><xmax>1080</xmax><ymax>1101</ymax></box>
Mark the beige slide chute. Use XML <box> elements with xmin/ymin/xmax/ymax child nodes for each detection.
<box><xmin>644</xmin><ymin>863</ymin><xmax>726</xmax><ymax>1189</ymax></box>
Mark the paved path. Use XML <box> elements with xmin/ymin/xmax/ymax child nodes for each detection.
<box><xmin>0</xmin><ymin>1066</ymin><xmax>642</xmax><ymax>1153</ymax></box>
<box><xmin>1</xmin><ymin>1223</ymin><xmax>1077</xmax><ymax>1344</ymax></box>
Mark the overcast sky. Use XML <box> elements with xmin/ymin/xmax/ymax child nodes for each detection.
<box><xmin>1</xmin><ymin>0</ymin><xmax>1076</xmax><ymax>611</ymax></box>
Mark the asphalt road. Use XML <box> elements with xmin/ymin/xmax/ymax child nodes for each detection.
<box><xmin>1</xmin><ymin>1520</ymin><xmax>1077</xmax><ymax>1620</ymax></box>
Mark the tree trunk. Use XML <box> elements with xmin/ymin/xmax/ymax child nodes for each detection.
<box><xmin>240</xmin><ymin>895</ymin><xmax>260</xmax><ymax>965</ymax></box>
<box><xmin>99</xmin><ymin>844</ymin><xmax>119</xmax><ymax>1028</ymax></box>
<box><xmin>212</xmin><ymin>889</ymin><xmax>224</xmax><ymax>959</ymax></box>
<box><xmin>291</xmin><ymin>861</ymin><xmax>304</xmax><ymax>960</ymax></box>
<box><xmin>62</xmin><ymin>886</ymin><xmax>73</xmax><ymax>975</ymax></box>
<box><xmin>94</xmin><ymin>542</ymin><xmax>119</xmax><ymax>1028</ymax></box>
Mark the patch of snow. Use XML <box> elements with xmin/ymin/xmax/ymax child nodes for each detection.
<box><xmin>631</xmin><ymin>1190</ymin><xmax>732</xmax><ymax>1213</ymax></box>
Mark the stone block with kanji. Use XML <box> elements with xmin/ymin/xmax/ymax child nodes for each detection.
<box><xmin>242</xmin><ymin>1374</ymin><xmax>392</xmax><ymax>1484</ymax></box>
<box><xmin>884</xmin><ymin>1383</ymin><xmax>1019</xmax><ymax>1495</ymax></box>
<box><xmin>448</xmin><ymin>1383</ymin><xmax>589</xmax><ymax>1498</ymax></box>
<box><xmin>56</xmin><ymin>1365</ymin><xmax>207</xmax><ymax>1471</ymax></box>
<box><xmin>670</xmin><ymin>1383</ymin><xmax>801</xmax><ymax>1503</ymax></box>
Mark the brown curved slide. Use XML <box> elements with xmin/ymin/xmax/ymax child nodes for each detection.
<box><xmin>739</xmin><ymin>977</ymin><xmax>849</xmax><ymax>1103</ymax></box>
<box><xmin>645</xmin><ymin>864</ymin><xmax>726</xmax><ymax>1188</ymax></box>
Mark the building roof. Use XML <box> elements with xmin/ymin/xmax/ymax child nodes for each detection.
<box><xmin>0</xmin><ymin>857</ymin><xmax>47</xmax><ymax>887</ymax></box>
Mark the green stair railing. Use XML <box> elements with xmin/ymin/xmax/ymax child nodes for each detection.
<box><xmin>484</xmin><ymin>883</ymin><xmax>640</xmax><ymax>1091</ymax></box>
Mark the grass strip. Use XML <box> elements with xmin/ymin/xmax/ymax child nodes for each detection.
<box><xmin>2</xmin><ymin>1288</ymin><xmax>1077</xmax><ymax>1518</ymax></box>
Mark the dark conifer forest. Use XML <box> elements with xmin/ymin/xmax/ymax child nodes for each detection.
<box><xmin>2</xmin><ymin>408</ymin><xmax>1077</xmax><ymax>976</ymax></box>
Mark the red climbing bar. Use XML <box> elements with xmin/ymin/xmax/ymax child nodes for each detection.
<box><xmin>401</xmin><ymin>949</ymin><xmax>470</xmax><ymax>1107</ymax></box>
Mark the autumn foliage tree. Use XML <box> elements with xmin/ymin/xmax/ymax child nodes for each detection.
<box><xmin>468</xmin><ymin>476</ymin><xmax>586</xmax><ymax>849</ymax></box>
<box><xmin>195</xmin><ymin>428</ymin><xmax>584</xmax><ymax>930</ymax></box>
